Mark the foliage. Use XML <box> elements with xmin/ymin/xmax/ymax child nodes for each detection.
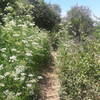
<box><xmin>48</xmin><ymin>22</ymin><xmax>72</xmax><ymax>51</ymax></box>
<box><xmin>0</xmin><ymin>1</ymin><xmax>50</xmax><ymax>100</ymax></box>
<box><xmin>66</xmin><ymin>5</ymin><xmax>94</xmax><ymax>40</ymax></box>
<box><xmin>56</xmin><ymin>38</ymin><xmax>100</xmax><ymax>100</ymax></box>
<box><xmin>48</xmin><ymin>4</ymin><xmax>61</xmax><ymax>16</ymax></box>
<box><xmin>0</xmin><ymin>0</ymin><xmax>16</xmax><ymax>23</ymax></box>
<box><xmin>29</xmin><ymin>0</ymin><xmax>61</xmax><ymax>31</ymax></box>
<box><xmin>0</xmin><ymin>0</ymin><xmax>15</xmax><ymax>11</ymax></box>
<box><xmin>93</xmin><ymin>19</ymin><xmax>100</xmax><ymax>39</ymax></box>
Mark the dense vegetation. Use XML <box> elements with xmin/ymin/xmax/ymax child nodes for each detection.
<box><xmin>0</xmin><ymin>0</ymin><xmax>50</xmax><ymax>100</ymax></box>
<box><xmin>0</xmin><ymin>0</ymin><xmax>100</xmax><ymax>100</ymax></box>
<box><xmin>56</xmin><ymin>38</ymin><xmax>100</xmax><ymax>100</ymax></box>
<box><xmin>29</xmin><ymin>0</ymin><xmax>61</xmax><ymax>31</ymax></box>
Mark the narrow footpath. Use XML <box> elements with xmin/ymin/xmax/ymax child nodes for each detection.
<box><xmin>39</xmin><ymin>52</ymin><xmax>60</xmax><ymax>100</ymax></box>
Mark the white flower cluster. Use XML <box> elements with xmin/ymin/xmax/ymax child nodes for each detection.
<box><xmin>9</xmin><ymin>56</ymin><xmax>17</xmax><ymax>62</ymax></box>
<box><xmin>0</xmin><ymin>48</ymin><xmax>6</xmax><ymax>52</ymax></box>
<box><xmin>0</xmin><ymin>64</ymin><xmax>4</xmax><ymax>70</ymax></box>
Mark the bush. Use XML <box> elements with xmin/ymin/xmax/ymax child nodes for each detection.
<box><xmin>0</xmin><ymin>1</ymin><xmax>50</xmax><ymax>100</ymax></box>
<box><xmin>56</xmin><ymin>38</ymin><xmax>100</xmax><ymax>100</ymax></box>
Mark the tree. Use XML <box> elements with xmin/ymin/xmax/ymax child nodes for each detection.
<box><xmin>48</xmin><ymin>4</ymin><xmax>61</xmax><ymax>15</ymax></box>
<box><xmin>66</xmin><ymin>5</ymin><xmax>94</xmax><ymax>40</ymax></box>
<box><xmin>0</xmin><ymin>0</ymin><xmax>16</xmax><ymax>23</ymax></box>
<box><xmin>29</xmin><ymin>0</ymin><xmax>61</xmax><ymax>31</ymax></box>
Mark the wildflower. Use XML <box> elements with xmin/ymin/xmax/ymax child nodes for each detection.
<box><xmin>5</xmin><ymin>6</ymin><xmax>13</xmax><ymax>12</ymax></box>
<box><xmin>0</xmin><ymin>75</ymin><xmax>5</xmax><ymax>79</ymax></box>
<box><xmin>98</xmin><ymin>59</ymin><xmax>100</xmax><ymax>64</ymax></box>
<box><xmin>0</xmin><ymin>64</ymin><xmax>3</xmax><ymax>70</ymax></box>
<box><xmin>26</xmin><ymin>84</ymin><xmax>32</xmax><ymax>88</ymax></box>
<box><xmin>18</xmin><ymin>24</ymin><xmax>27</xmax><ymax>28</ymax></box>
<box><xmin>22</xmin><ymin>40</ymin><xmax>28</xmax><ymax>44</ymax></box>
<box><xmin>14</xmin><ymin>77</ymin><xmax>20</xmax><ymax>81</ymax></box>
<box><xmin>29</xmin><ymin>79</ymin><xmax>37</xmax><ymax>83</ymax></box>
<box><xmin>15</xmin><ymin>65</ymin><xmax>25</xmax><ymax>74</ymax></box>
<box><xmin>29</xmin><ymin>90</ymin><xmax>34</xmax><ymax>95</ymax></box>
<box><xmin>20</xmin><ymin>76</ymin><xmax>25</xmax><ymax>81</ymax></box>
<box><xmin>28</xmin><ymin>74</ymin><xmax>33</xmax><ymax>77</ymax></box>
<box><xmin>4</xmin><ymin>72</ymin><xmax>10</xmax><ymax>77</ymax></box>
<box><xmin>10</xmin><ymin>71</ymin><xmax>17</xmax><ymax>77</ymax></box>
<box><xmin>13</xmin><ymin>34</ymin><xmax>20</xmax><ymax>37</ymax></box>
<box><xmin>16</xmin><ymin>92</ymin><xmax>22</xmax><ymax>96</ymax></box>
<box><xmin>0</xmin><ymin>83</ymin><xmax>5</xmax><ymax>87</ymax></box>
<box><xmin>9</xmin><ymin>20</ymin><xmax>16</xmax><ymax>26</ymax></box>
<box><xmin>25</xmin><ymin>52</ymin><xmax>32</xmax><ymax>56</ymax></box>
<box><xmin>37</xmin><ymin>76</ymin><xmax>43</xmax><ymax>80</ymax></box>
<box><xmin>21</xmin><ymin>73</ymin><xmax>26</xmax><ymax>76</ymax></box>
<box><xmin>0</xmin><ymin>48</ymin><xmax>6</xmax><ymax>52</ymax></box>
<box><xmin>11</xmin><ymin>48</ymin><xmax>17</xmax><ymax>52</ymax></box>
<box><xmin>32</xmin><ymin>42</ymin><xmax>38</xmax><ymax>45</ymax></box>
<box><xmin>3</xmin><ymin>90</ymin><xmax>9</xmax><ymax>95</ymax></box>
<box><xmin>26</xmin><ymin>15</ymin><xmax>31</xmax><ymax>19</ymax></box>
<box><xmin>9</xmin><ymin>56</ymin><xmax>17</xmax><ymax>62</ymax></box>
<box><xmin>29</xmin><ymin>23</ymin><xmax>35</xmax><ymax>26</ymax></box>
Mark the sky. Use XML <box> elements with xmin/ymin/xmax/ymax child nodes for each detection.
<box><xmin>44</xmin><ymin>0</ymin><xmax>100</xmax><ymax>18</ymax></box>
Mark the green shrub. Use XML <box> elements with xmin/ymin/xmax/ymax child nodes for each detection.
<box><xmin>0</xmin><ymin>20</ymin><xmax>50</xmax><ymax>100</ymax></box>
<box><xmin>57</xmin><ymin>38</ymin><xmax>100</xmax><ymax>100</ymax></box>
<box><xmin>0</xmin><ymin>1</ymin><xmax>50</xmax><ymax>99</ymax></box>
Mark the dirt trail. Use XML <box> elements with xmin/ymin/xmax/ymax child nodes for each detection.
<box><xmin>39</xmin><ymin>52</ymin><xmax>60</xmax><ymax>100</ymax></box>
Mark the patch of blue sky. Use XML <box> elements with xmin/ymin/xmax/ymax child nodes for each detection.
<box><xmin>44</xmin><ymin>0</ymin><xmax>100</xmax><ymax>18</ymax></box>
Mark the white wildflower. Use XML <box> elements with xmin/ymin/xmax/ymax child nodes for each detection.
<box><xmin>29</xmin><ymin>79</ymin><xmax>37</xmax><ymax>83</ymax></box>
<box><xmin>37</xmin><ymin>76</ymin><xmax>43</xmax><ymax>80</ymax></box>
<box><xmin>5</xmin><ymin>6</ymin><xmax>13</xmax><ymax>12</ymax></box>
<box><xmin>15</xmin><ymin>65</ymin><xmax>25</xmax><ymax>74</ymax></box>
<box><xmin>9</xmin><ymin>56</ymin><xmax>17</xmax><ymax>62</ymax></box>
<box><xmin>29</xmin><ymin>23</ymin><xmax>35</xmax><ymax>26</ymax></box>
<box><xmin>26</xmin><ymin>84</ymin><xmax>32</xmax><ymax>88</ymax></box>
<box><xmin>28</xmin><ymin>74</ymin><xmax>33</xmax><ymax>77</ymax></box>
<box><xmin>32</xmin><ymin>42</ymin><xmax>38</xmax><ymax>45</ymax></box>
<box><xmin>0</xmin><ymin>83</ymin><xmax>5</xmax><ymax>87</ymax></box>
<box><xmin>26</xmin><ymin>15</ymin><xmax>31</xmax><ymax>19</ymax></box>
<box><xmin>18</xmin><ymin>24</ymin><xmax>27</xmax><ymax>28</ymax></box>
<box><xmin>0</xmin><ymin>64</ymin><xmax>3</xmax><ymax>70</ymax></box>
<box><xmin>10</xmin><ymin>71</ymin><xmax>17</xmax><ymax>77</ymax></box>
<box><xmin>18</xmin><ymin>24</ymin><xmax>23</xmax><ymax>27</ymax></box>
<box><xmin>13</xmin><ymin>34</ymin><xmax>20</xmax><ymax>37</ymax></box>
<box><xmin>11</xmin><ymin>48</ymin><xmax>17</xmax><ymax>52</ymax></box>
<box><xmin>20</xmin><ymin>76</ymin><xmax>25</xmax><ymax>81</ymax></box>
<box><xmin>3</xmin><ymin>90</ymin><xmax>9</xmax><ymax>95</ymax></box>
<box><xmin>4</xmin><ymin>72</ymin><xmax>10</xmax><ymax>77</ymax></box>
<box><xmin>22</xmin><ymin>40</ymin><xmax>28</xmax><ymax>44</ymax></box>
<box><xmin>14</xmin><ymin>77</ymin><xmax>20</xmax><ymax>81</ymax></box>
<box><xmin>9</xmin><ymin>20</ymin><xmax>16</xmax><ymax>26</ymax></box>
<box><xmin>3</xmin><ymin>17</ymin><xmax>8</xmax><ymax>22</ymax></box>
<box><xmin>98</xmin><ymin>59</ymin><xmax>100</xmax><ymax>64</ymax></box>
<box><xmin>16</xmin><ymin>92</ymin><xmax>22</xmax><ymax>96</ymax></box>
<box><xmin>25</xmin><ymin>52</ymin><xmax>32</xmax><ymax>56</ymax></box>
<box><xmin>21</xmin><ymin>73</ymin><xmax>26</xmax><ymax>76</ymax></box>
<box><xmin>0</xmin><ymin>48</ymin><xmax>6</xmax><ymax>52</ymax></box>
<box><xmin>0</xmin><ymin>75</ymin><xmax>5</xmax><ymax>79</ymax></box>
